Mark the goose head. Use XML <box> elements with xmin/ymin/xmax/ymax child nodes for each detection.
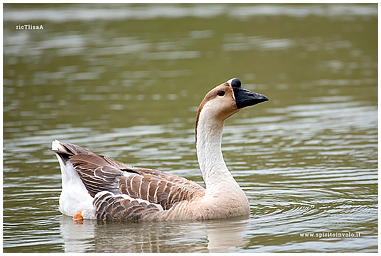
<box><xmin>196</xmin><ymin>78</ymin><xmax>268</xmax><ymax>129</ymax></box>
<box><xmin>195</xmin><ymin>78</ymin><xmax>268</xmax><ymax>192</ymax></box>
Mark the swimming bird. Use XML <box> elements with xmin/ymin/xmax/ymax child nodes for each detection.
<box><xmin>52</xmin><ymin>78</ymin><xmax>268</xmax><ymax>221</ymax></box>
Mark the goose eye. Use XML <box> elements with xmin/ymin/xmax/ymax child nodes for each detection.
<box><xmin>217</xmin><ymin>90</ymin><xmax>225</xmax><ymax>96</ymax></box>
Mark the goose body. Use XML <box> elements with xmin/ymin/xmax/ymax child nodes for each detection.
<box><xmin>52</xmin><ymin>78</ymin><xmax>268</xmax><ymax>221</ymax></box>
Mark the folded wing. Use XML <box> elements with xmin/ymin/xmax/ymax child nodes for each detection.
<box><xmin>53</xmin><ymin>141</ymin><xmax>205</xmax><ymax>220</ymax></box>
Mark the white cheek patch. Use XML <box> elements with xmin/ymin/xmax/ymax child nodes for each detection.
<box><xmin>231</xmin><ymin>89</ymin><xmax>236</xmax><ymax>101</ymax></box>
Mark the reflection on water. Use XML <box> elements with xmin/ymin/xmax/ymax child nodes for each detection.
<box><xmin>60</xmin><ymin>216</ymin><xmax>249</xmax><ymax>253</ymax></box>
<box><xmin>3</xmin><ymin>3</ymin><xmax>377</xmax><ymax>253</ymax></box>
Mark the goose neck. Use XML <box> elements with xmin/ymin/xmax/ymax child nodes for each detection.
<box><xmin>196</xmin><ymin>116</ymin><xmax>235</xmax><ymax>191</ymax></box>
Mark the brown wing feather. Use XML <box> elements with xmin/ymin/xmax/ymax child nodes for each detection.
<box><xmin>53</xmin><ymin>141</ymin><xmax>205</xmax><ymax>213</ymax></box>
<box><xmin>94</xmin><ymin>191</ymin><xmax>162</xmax><ymax>221</ymax></box>
<box><xmin>117</xmin><ymin>167</ymin><xmax>205</xmax><ymax>210</ymax></box>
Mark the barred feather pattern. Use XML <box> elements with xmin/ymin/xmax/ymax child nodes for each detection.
<box><xmin>93</xmin><ymin>191</ymin><xmax>162</xmax><ymax>221</ymax></box>
<box><xmin>53</xmin><ymin>141</ymin><xmax>205</xmax><ymax>221</ymax></box>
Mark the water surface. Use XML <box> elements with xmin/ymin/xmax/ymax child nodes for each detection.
<box><xmin>3</xmin><ymin>3</ymin><xmax>377</xmax><ymax>253</ymax></box>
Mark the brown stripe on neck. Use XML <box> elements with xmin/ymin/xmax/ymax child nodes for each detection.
<box><xmin>195</xmin><ymin>82</ymin><xmax>232</xmax><ymax>145</ymax></box>
<box><xmin>195</xmin><ymin>94</ymin><xmax>216</xmax><ymax>144</ymax></box>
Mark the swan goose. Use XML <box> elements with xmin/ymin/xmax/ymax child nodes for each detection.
<box><xmin>52</xmin><ymin>78</ymin><xmax>268</xmax><ymax>221</ymax></box>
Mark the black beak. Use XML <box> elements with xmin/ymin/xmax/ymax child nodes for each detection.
<box><xmin>230</xmin><ymin>78</ymin><xmax>268</xmax><ymax>109</ymax></box>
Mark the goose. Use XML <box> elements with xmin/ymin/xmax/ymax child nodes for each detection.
<box><xmin>52</xmin><ymin>78</ymin><xmax>268</xmax><ymax>221</ymax></box>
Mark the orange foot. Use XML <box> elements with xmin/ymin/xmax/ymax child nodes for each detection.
<box><xmin>73</xmin><ymin>211</ymin><xmax>83</xmax><ymax>225</ymax></box>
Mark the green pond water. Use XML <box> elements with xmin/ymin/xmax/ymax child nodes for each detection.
<box><xmin>3</xmin><ymin>3</ymin><xmax>377</xmax><ymax>253</ymax></box>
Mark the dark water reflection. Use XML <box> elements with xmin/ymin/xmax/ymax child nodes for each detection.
<box><xmin>3</xmin><ymin>3</ymin><xmax>377</xmax><ymax>253</ymax></box>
